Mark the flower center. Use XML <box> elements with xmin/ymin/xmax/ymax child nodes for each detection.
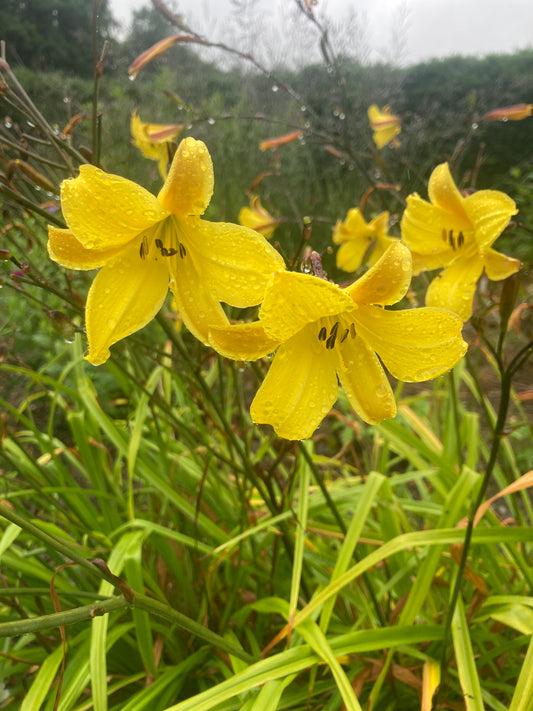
<box><xmin>317</xmin><ymin>316</ymin><xmax>356</xmax><ymax>350</ymax></box>
<box><xmin>442</xmin><ymin>227</ymin><xmax>465</xmax><ymax>251</ymax></box>
<box><xmin>138</xmin><ymin>216</ymin><xmax>187</xmax><ymax>262</ymax></box>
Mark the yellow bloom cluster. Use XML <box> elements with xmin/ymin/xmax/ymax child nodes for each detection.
<box><xmin>48</xmin><ymin>140</ymin><xmax>484</xmax><ymax>440</ymax></box>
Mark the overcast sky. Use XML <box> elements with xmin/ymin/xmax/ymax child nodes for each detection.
<box><xmin>110</xmin><ymin>0</ymin><xmax>533</xmax><ymax>66</ymax></box>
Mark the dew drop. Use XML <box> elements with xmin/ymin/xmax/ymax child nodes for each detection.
<box><xmin>272</xmin><ymin>84</ymin><xmax>279</xmax><ymax>92</ymax></box>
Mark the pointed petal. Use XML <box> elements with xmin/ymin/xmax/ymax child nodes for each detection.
<box><xmin>425</xmin><ymin>255</ymin><xmax>483</xmax><ymax>321</ymax></box>
<box><xmin>209</xmin><ymin>321</ymin><xmax>279</xmax><ymax>360</ymax></box>
<box><xmin>209</xmin><ymin>322</ymin><xmax>280</xmax><ymax>360</ymax></box>
<box><xmin>336</xmin><ymin>337</ymin><xmax>396</xmax><ymax>424</ymax></box>
<box><xmin>428</xmin><ymin>163</ymin><xmax>470</xmax><ymax>222</ymax></box>
<box><xmin>259</xmin><ymin>271</ymin><xmax>353</xmax><ymax>341</ymax></box>
<box><xmin>48</xmin><ymin>227</ymin><xmax>123</xmax><ymax>269</ymax></box>
<box><xmin>183</xmin><ymin>219</ymin><xmax>285</xmax><ymax>307</ymax></box>
<box><xmin>373</xmin><ymin>124</ymin><xmax>401</xmax><ymax>149</ymax></box>
<box><xmin>463</xmin><ymin>190</ymin><xmax>517</xmax><ymax>254</ymax></box>
<box><xmin>85</xmin><ymin>243</ymin><xmax>169</xmax><ymax>365</ymax></box>
<box><xmin>346</xmin><ymin>241</ymin><xmax>412</xmax><ymax>306</ymax></box>
<box><xmin>483</xmin><ymin>248</ymin><xmax>521</xmax><ymax>280</ymax></box>
<box><xmin>250</xmin><ymin>326</ymin><xmax>338</xmax><ymax>440</ymax></box>
<box><xmin>336</xmin><ymin>239</ymin><xmax>370</xmax><ymax>272</ymax></box>
<box><xmin>61</xmin><ymin>165</ymin><xmax>167</xmax><ymax>250</ymax></box>
<box><xmin>401</xmin><ymin>193</ymin><xmax>472</xmax><ymax>259</ymax></box>
<box><xmin>169</xmin><ymin>248</ymin><xmax>230</xmax><ymax>345</ymax></box>
<box><xmin>366</xmin><ymin>235</ymin><xmax>397</xmax><ymax>266</ymax></box>
<box><xmin>158</xmin><ymin>137</ymin><xmax>214</xmax><ymax>216</ymax></box>
<box><xmin>353</xmin><ymin>305</ymin><xmax>467</xmax><ymax>381</ymax></box>
<box><xmin>332</xmin><ymin>208</ymin><xmax>371</xmax><ymax>245</ymax></box>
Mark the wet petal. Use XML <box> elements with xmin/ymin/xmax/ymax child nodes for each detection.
<box><xmin>336</xmin><ymin>337</ymin><xmax>396</xmax><ymax>424</ymax></box>
<box><xmin>85</xmin><ymin>242</ymin><xmax>169</xmax><ymax>365</ymax></box>
<box><xmin>250</xmin><ymin>326</ymin><xmax>338</xmax><ymax>440</ymax></box>
<box><xmin>345</xmin><ymin>241</ymin><xmax>412</xmax><ymax>306</ymax></box>
<box><xmin>428</xmin><ymin>163</ymin><xmax>470</xmax><ymax>222</ymax></box>
<box><xmin>401</xmin><ymin>193</ymin><xmax>472</xmax><ymax>259</ymax></box>
<box><xmin>483</xmin><ymin>248</ymin><xmax>521</xmax><ymax>280</ymax></box>
<box><xmin>61</xmin><ymin>165</ymin><xmax>167</xmax><ymax>250</ymax></box>
<box><xmin>158</xmin><ymin>137</ymin><xmax>214</xmax><ymax>217</ymax></box>
<box><xmin>259</xmin><ymin>271</ymin><xmax>353</xmax><ymax>341</ymax></box>
<box><xmin>463</xmin><ymin>190</ymin><xmax>517</xmax><ymax>254</ymax></box>
<box><xmin>168</xmin><ymin>247</ymin><xmax>230</xmax><ymax>345</ymax></box>
<box><xmin>48</xmin><ymin>227</ymin><xmax>123</xmax><ymax>269</ymax></box>
<box><xmin>353</xmin><ymin>305</ymin><xmax>467</xmax><ymax>381</ymax></box>
<box><xmin>425</xmin><ymin>255</ymin><xmax>483</xmax><ymax>321</ymax></box>
<box><xmin>209</xmin><ymin>322</ymin><xmax>281</xmax><ymax>360</ymax></box>
<box><xmin>183</xmin><ymin>218</ymin><xmax>285</xmax><ymax>307</ymax></box>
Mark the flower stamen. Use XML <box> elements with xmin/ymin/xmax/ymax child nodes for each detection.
<box><xmin>441</xmin><ymin>228</ymin><xmax>465</xmax><ymax>251</ymax></box>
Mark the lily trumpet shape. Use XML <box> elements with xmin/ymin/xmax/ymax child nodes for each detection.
<box><xmin>401</xmin><ymin>162</ymin><xmax>520</xmax><ymax>320</ymax></box>
<box><xmin>48</xmin><ymin>137</ymin><xmax>285</xmax><ymax>365</ymax></box>
<box><xmin>209</xmin><ymin>242</ymin><xmax>467</xmax><ymax>440</ymax></box>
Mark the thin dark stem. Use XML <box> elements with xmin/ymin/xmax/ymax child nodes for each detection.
<box><xmin>435</xmin><ymin>365</ymin><xmax>513</xmax><ymax>706</ymax></box>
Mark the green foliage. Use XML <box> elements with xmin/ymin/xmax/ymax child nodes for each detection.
<box><xmin>0</xmin><ymin>0</ymin><xmax>114</xmax><ymax>77</ymax></box>
<box><xmin>0</xmin><ymin>5</ymin><xmax>532</xmax><ymax>710</ymax></box>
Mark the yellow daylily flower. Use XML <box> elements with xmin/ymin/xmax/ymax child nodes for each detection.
<box><xmin>400</xmin><ymin>162</ymin><xmax>520</xmax><ymax>321</ymax></box>
<box><xmin>333</xmin><ymin>208</ymin><xmax>397</xmax><ymax>272</ymax></box>
<box><xmin>48</xmin><ymin>137</ymin><xmax>286</xmax><ymax>365</ymax></box>
<box><xmin>367</xmin><ymin>105</ymin><xmax>401</xmax><ymax>149</ymax></box>
<box><xmin>131</xmin><ymin>110</ymin><xmax>185</xmax><ymax>179</ymax></box>
<box><xmin>210</xmin><ymin>242</ymin><xmax>467</xmax><ymax>440</ymax></box>
<box><xmin>238</xmin><ymin>196</ymin><xmax>280</xmax><ymax>239</ymax></box>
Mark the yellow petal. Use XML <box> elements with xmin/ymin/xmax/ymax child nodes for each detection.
<box><xmin>332</xmin><ymin>208</ymin><xmax>371</xmax><ymax>245</ymax></box>
<box><xmin>209</xmin><ymin>322</ymin><xmax>280</xmax><ymax>360</ymax></box>
<box><xmin>183</xmin><ymin>218</ymin><xmax>285</xmax><ymax>308</ymax></box>
<box><xmin>336</xmin><ymin>337</ymin><xmax>396</xmax><ymax>424</ymax></box>
<box><xmin>168</xmin><ymin>246</ymin><xmax>230</xmax><ymax>345</ymax></box>
<box><xmin>85</xmin><ymin>242</ymin><xmax>169</xmax><ymax>365</ymax></box>
<box><xmin>483</xmin><ymin>248</ymin><xmax>521</xmax><ymax>280</ymax></box>
<box><xmin>401</xmin><ymin>193</ymin><xmax>472</xmax><ymax>259</ymax></box>
<box><xmin>425</xmin><ymin>255</ymin><xmax>484</xmax><ymax>321</ymax></box>
<box><xmin>158</xmin><ymin>137</ymin><xmax>214</xmax><ymax>217</ymax></box>
<box><xmin>428</xmin><ymin>163</ymin><xmax>470</xmax><ymax>222</ymax></box>
<box><xmin>372</xmin><ymin>124</ymin><xmax>401</xmax><ymax>149</ymax></box>
<box><xmin>61</xmin><ymin>165</ymin><xmax>168</xmax><ymax>250</ymax></box>
<box><xmin>346</xmin><ymin>241</ymin><xmax>412</xmax><ymax>306</ymax></box>
<box><xmin>250</xmin><ymin>326</ymin><xmax>338</xmax><ymax>440</ymax></box>
<box><xmin>259</xmin><ymin>271</ymin><xmax>354</xmax><ymax>341</ymax></box>
<box><xmin>48</xmin><ymin>227</ymin><xmax>123</xmax><ymax>269</ymax></box>
<box><xmin>463</xmin><ymin>190</ymin><xmax>517</xmax><ymax>254</ymax></box>
<box><xmin>353</xmin><ymin>305</ymin><xmax>467</xmax><ymax>381</ymax></box>
<box><xmin>336</xmin><ymin>239</ymin><xmax>371</xmax><ymax>272</ymax></box>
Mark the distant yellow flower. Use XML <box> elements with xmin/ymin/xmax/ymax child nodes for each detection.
<box><xmin>210</xmin><ymin>242</ymin><xmax>467</xmax><ymax>440</ymax></box>
<box><xmin>401</xmin><ymin>162</ymin><xmax>520</xmax><ymax>321</ymax></box>
<box><xmin>238</xmin><ymin>196</ymin><xmax>280</xmax><ymax>239</ymax></box>
<box><xmin>483</xmin><ymin>103</ymin><xmax>532</xmax><ymax>121</ymax></box>
<box><xmin>333</xmin><ymin>208</ymin><xmax>397</xmax><ymax>271</ymax></box>
<box><xmin>131</xmin><ymin>110</ymin><xmax>184</xmax><ymax>179</ymax></box>
<box><xmin>48</xmin><ymin>137</ymin><xmax>285</xmax><ymax>365</ymax></box>
<box><xmin>367</xmin><ymin>105</ymin><xmax>401</xmax><ymax>149</ymax></box>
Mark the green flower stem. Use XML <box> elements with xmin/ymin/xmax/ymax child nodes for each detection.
<box><xmin>132</xmin><ymin>592</ymin><xmax>255</xmax><ymax>663</ymax></box>
<box><xmin>0</xmin><ymin>503</ymin><xmax>105</xmax><ymax>583</ymax></box>
<box><xmin>436</xmin><ymin>362</ymin><xmax>514</xmax><ymax>703</ymax></box>
<box><xmin>0</xmin><ymin>597</ymin><xmax>127</xmax><ymax>638</ymax></box>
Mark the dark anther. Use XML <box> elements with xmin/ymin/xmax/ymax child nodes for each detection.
<box><xmin>448</xmin><ymin>229</ymin><xmax>456</xmax><ymax>250</ymax></box>
<box><xmin>350</xmin><ymin>323</ymin><xmax>356</xmax><ymax>339</ymax></box>
<box><xmin>458</xmin><ymin>231</ymin><xmax>465</xmax><ymax>247</ymax></box>
<box><xmin>179</xmin><ymin>242</ymin><xmax>187</xmax><ymax>258</ymax></box>
<box><xmin>139</xmin><ymin>236</ymin><xmax>148</xmax><ymax>259</ymax></box>
<box><xmin>340</xmin><ymin>328</ymin><xmax>350</xmax><ymax>343</ymax></box>
<box><xmin>318</xmin><ymin>326</ymin><xmax>327</xmax><ymax>341</ymax></box>
<box><xmin>155</xmin><ymin>238</ymin><xmax>178</xmax><ymax>257</ymax></box>
<box><xmin>326</xmin><ymin>322</ymin><xmax>339</xmax><ymax>349</ymax></box>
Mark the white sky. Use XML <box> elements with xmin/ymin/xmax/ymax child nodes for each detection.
<box><xmin>110</xmin><ymin>0</ymin><xmax>533</xmax><ymax>65</ymax></box>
